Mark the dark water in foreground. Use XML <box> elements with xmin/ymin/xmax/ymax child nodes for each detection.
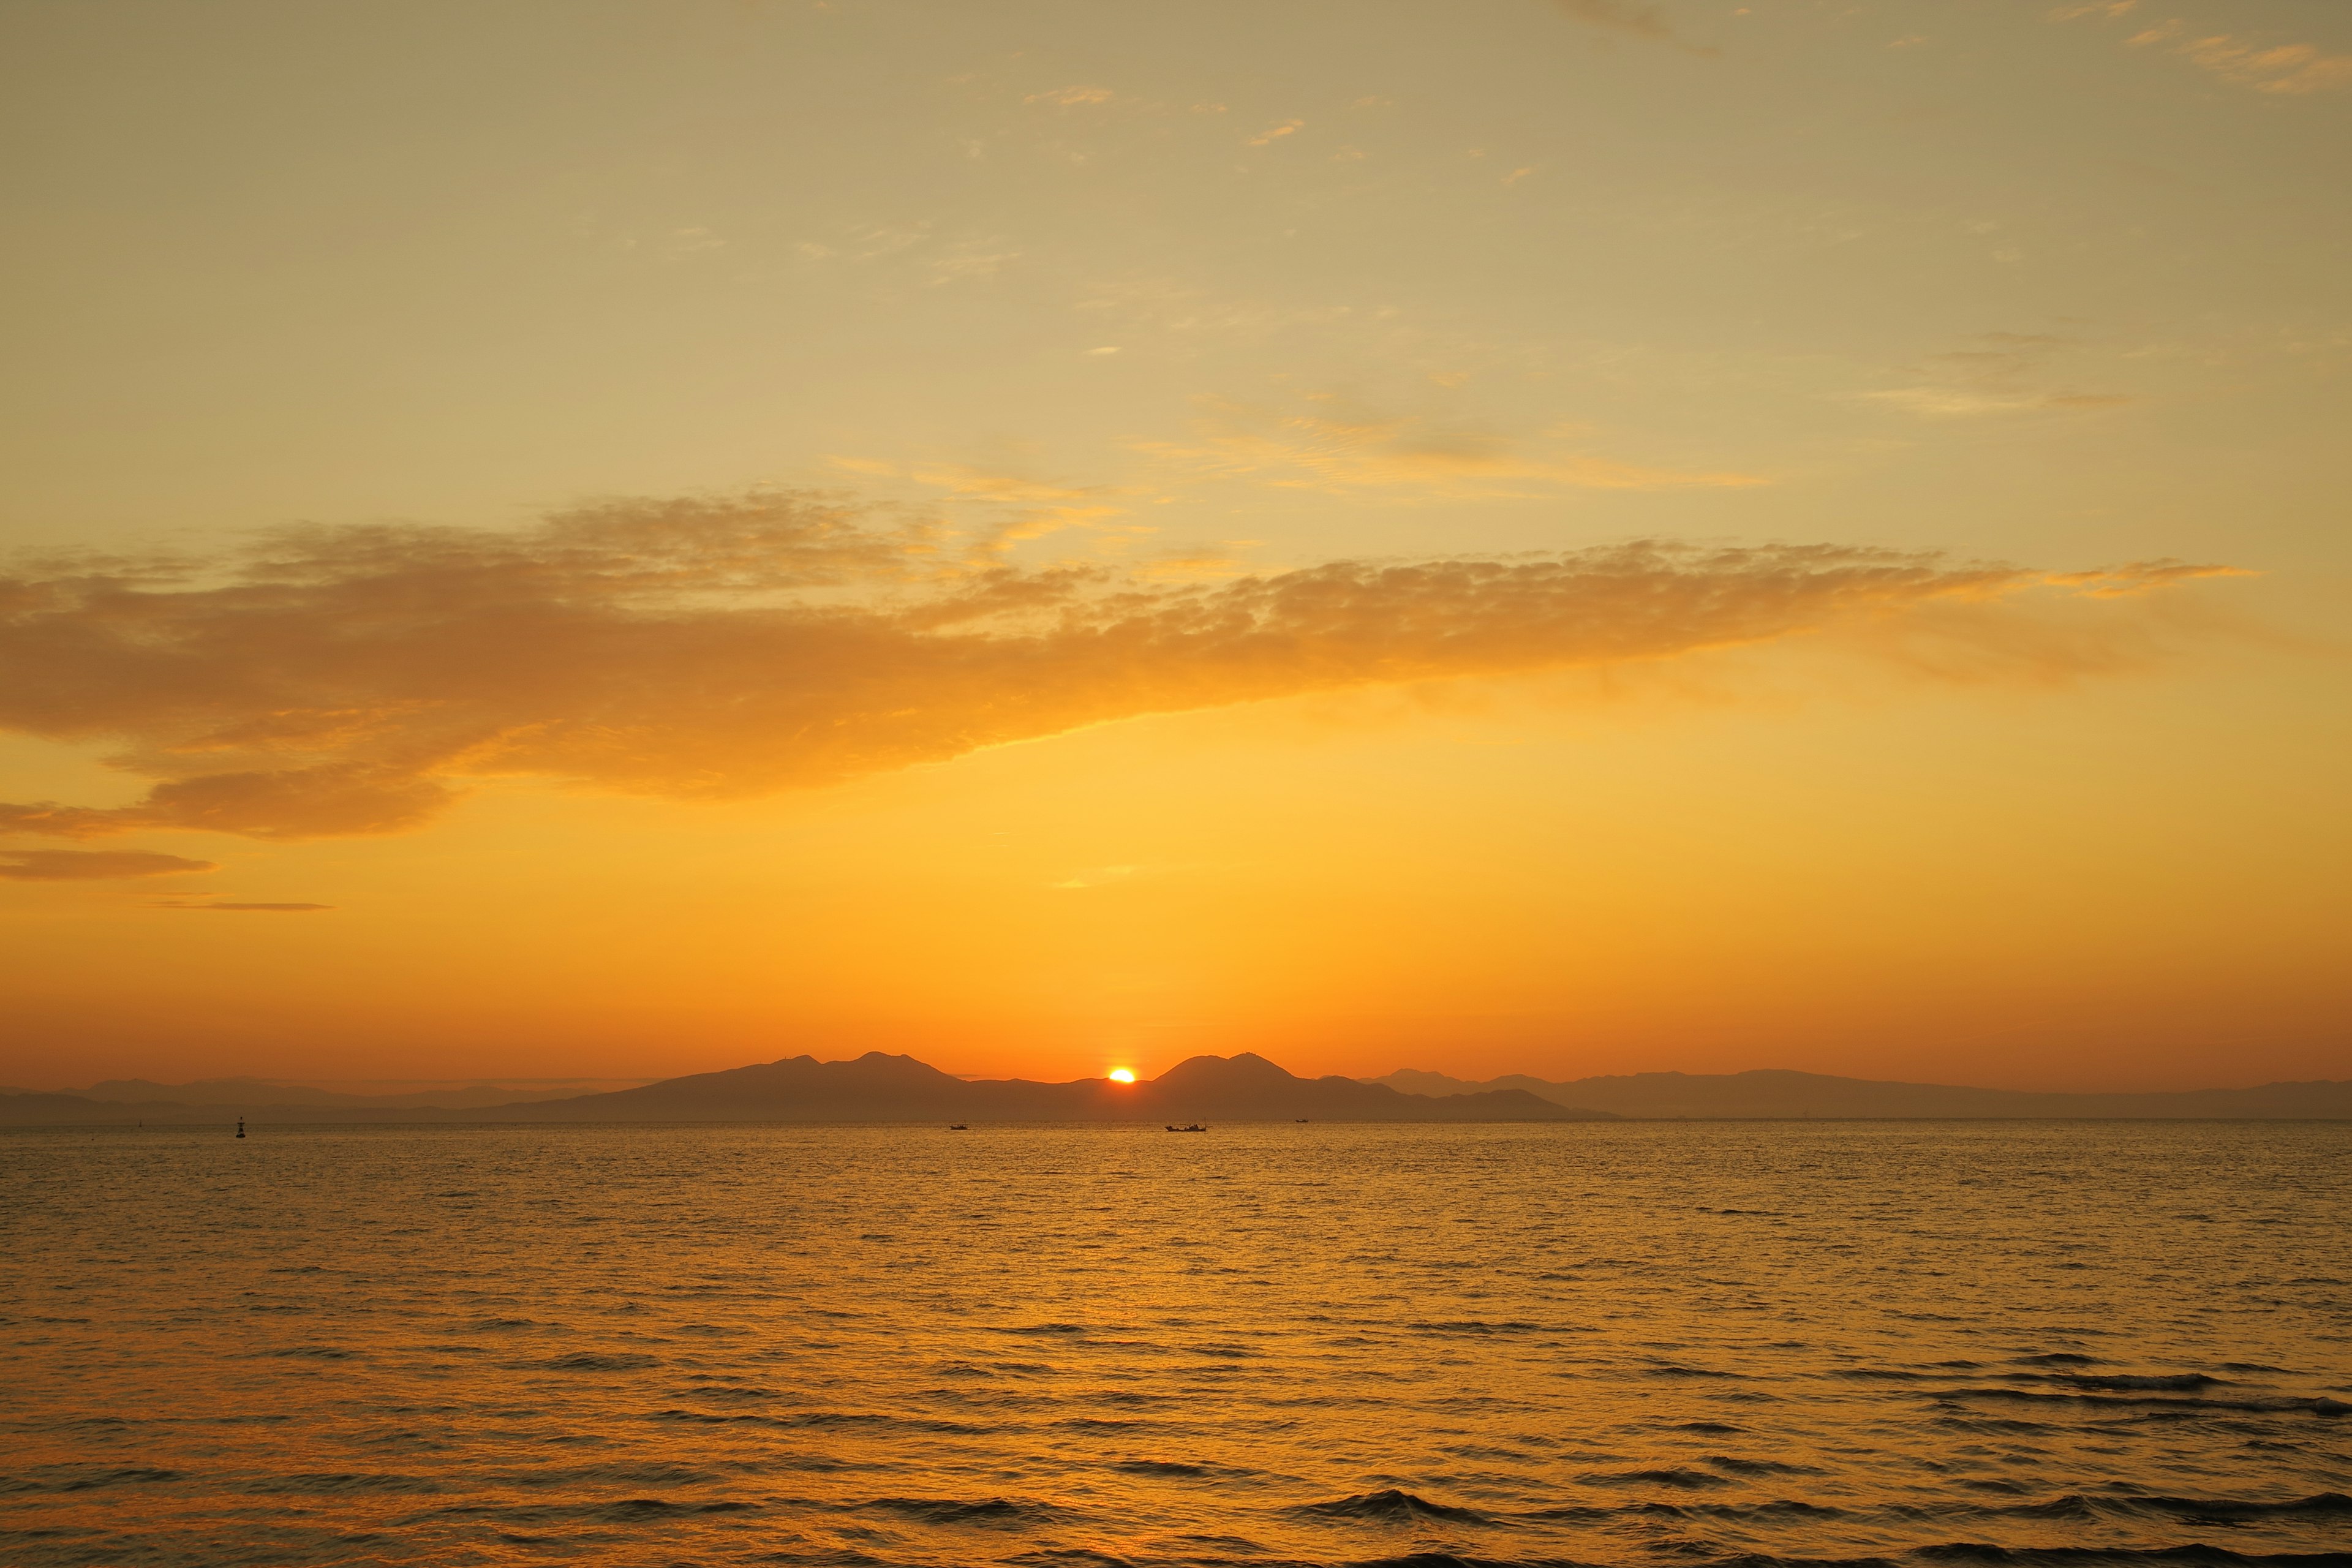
<box><xmin>4</xmin><ymin>1121</ymin><xmax>2348</xmax><ymax>1567</ymax></box>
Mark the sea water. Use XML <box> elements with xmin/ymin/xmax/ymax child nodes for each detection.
<box><xmin>3</xmin><ymin>1120</ymin><xmax>2346</xmax><ymax>1566</ymax></box>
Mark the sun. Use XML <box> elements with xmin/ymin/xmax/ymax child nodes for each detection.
<box><xmin>1107</xmin><ymin>1068</ymin><xmax>1137</xmax><ymax>1084</ymax></box>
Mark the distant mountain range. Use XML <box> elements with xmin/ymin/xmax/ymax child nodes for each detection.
<box><xmin>1365</xmin><ymin>1067</ymin><xmax>2352</xmax><ymax>1120</ymax></box>
<box><xmin>6</xmin><ymin>1055</ymin><xmax>2345</xmax><ymax>1127</ymax></box>
<box><xmin>0</xmin><ymin>1052</ymin><xmax>1595</xmax><ymax>1126</ymax></box>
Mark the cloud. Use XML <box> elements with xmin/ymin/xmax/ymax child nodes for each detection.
<box><xmin>1864</xmin><ymin>388</ymin><xmax>2130</xmax><ymax>418</ymax></box>
<box><xmin>0</xmin><ymin>850</ymin><xmax>217</xmax><ymax>880</ymax></box>
<box><xmin>827</xmin><ymin>459</ymin><xmax>1131</xmax><ymax>551</ymax></box>
<box><xmin>2057</xmin><ymin>6</ymin><xmax>2352</xmax><ymax>94</ymax></box>
<box><xmin>925</xmin><ymin>236</ymin><xmax>1020</xmax><ymax>286</ymax></box>
<box><xmin>1246</xmin><ymin>120</ymin><xmax>1305</xmax><ymax>147</ymax></box>
<box><xmin>1137</xmin><ymin>396</ymin><xmax>1766</xmax><ymax>496</ymax></box>
<box><xmin>152</xmin><ymin>901</ymin><xmax>334</xmax><ymax>912</ymax></box>
<box><xmin>1025</xmin><ymin>86</ymin><xmax>1114</xmax><ymax>107</ymax></box>
<box><xmin>1550</xmin><ymin>1</ymin><xmax>1716</xmax><ymax>56</ymax></box>
<box><xmin>0</xmin><ymin>490</ymin><xmax>2232</xmax><ymax>840</ymax></box>
<box><xmin>1867</xmin><ymin>332</ymin><xmax>2133</xmax><ymax>418</ymax></box>
<box><xmin>2142</xmin><ymin>27</ymin><xmax>2352</xmax><ymax>95</ymax></box>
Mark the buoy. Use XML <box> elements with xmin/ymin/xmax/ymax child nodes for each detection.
<box><xmin>236</xmin><ymin>1117</ymin><xmax>246</xmax><ymax>1139</ymax></box>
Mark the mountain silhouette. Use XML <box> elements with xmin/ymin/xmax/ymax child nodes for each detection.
<box><xmin>1</xmin><ymin>1052</ymin><xmax>1604</xmax><ymax>1125</ymax></box>
<box><xmin>13</xmin><ymin>1054</ymin><xmax>2345</xmax><ymax>1126</ymax></box>
<box><xmin>1364</xmin><ymin>1066</ymin><xmax>2352</xmax><ymax>1120</ymax></box>
<box><xmin>480</xmin><ymin>1050</ymin><xmax>1602</xmax><ymax>1123</ymax></box>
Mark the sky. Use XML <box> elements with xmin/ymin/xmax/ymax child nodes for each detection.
<box><xmin>1</xmin><ymin>0</ymin><xmax>2346</xmax><ymax>1093</ymax></box>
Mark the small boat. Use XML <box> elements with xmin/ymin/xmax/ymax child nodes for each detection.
<box><xmin>236</xmin><ymin>1117</ymin><xmax>246</xmax><ymax>1139</ymax></box>
<box><xmin>948</xmin><ymin>1123</ymin><xmax>969</xmax><ymax>1131</ymax></box>
<box><xmin>1294</xmin><ymin>1118</ymin><xmax>1308</xmax><ymax>1123</ymax></box>
<box><xmin>1165</xmin><ymin>1123</ymin><xmax>1208</xmax><ymax>1133</ymax></box>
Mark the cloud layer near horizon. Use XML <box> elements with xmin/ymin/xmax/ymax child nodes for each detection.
<box><xmin>0</xmin><ymin>491</ymin><xmax>2218</xmax><ymax>840</ymax></box>
<box><xmin>0</xmin><ymin>849</ymin><xmax>217</xmax><ymax>880</ymax></box>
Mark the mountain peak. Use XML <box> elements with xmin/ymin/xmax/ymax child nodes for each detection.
<box><xmin>1151</xmin><ymin>1052</ymin><xmax>1300</xmax><ymax>1090</ymax></box>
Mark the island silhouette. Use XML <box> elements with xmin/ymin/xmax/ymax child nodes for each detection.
<box><xmin>0</xmin><ymin>1052</ymin><xmax>1599</xmax><ymax>1125</ymax></box>
<box><xmin>6</xmin><ymin>1052</ymin><xmax>2347</xmax><ymax>1125</ymax></box>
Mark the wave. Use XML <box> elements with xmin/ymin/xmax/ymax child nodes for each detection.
<box><xmin>409</xmin><ymin>1497</ymin><xmax>758</xmax><ymax>1526</ymax></box>
<box><xmin>242</xmin><ymin>1472</ymin><xmax>447</xmax><ymax>1495</ymax></box>
<box><xmin>1112</xmin><ymin>1459</ymin><xmax>1214</xmax><ymax>1477</ymax></box>
<box><xmin>1907</xmin><ymin>1547</ymin><xmax>2352</xmax><ymax>1564</ymax></box>
<box><xmin>1299</xmin><ymin>1488</ymin><xmax>1494</xmax><ymax>1524</ymax></box>
<box><xmin>532</xmin><ymin>1351</ymin><xmax>659</xmax><ymax>1371</ymax></box>
<box><xmin>1</xmin><ymin>1466</ymin><xmax>182</xmax><ymax>1493</ymax></box>
<box><xmin>861</xmin><ymin>1495</ymin><xmax>1060</xmax><ymax>1526</ymax></box>
<box><xmin>1926</xmin><ymin>1494</ymin><xmax>2352</xmax><ymax>1524</ymax></box>
<box><xmin>1645</xmin><ymin>1363</ymin><xmax>1747</xmax><ymax>1378</ymax></box>
<box><xmin>1507</xmin><ymin>1494</ymin><xmax>2351</xmax><ymax>1529</ymax></box>
<box><xmin>1579</xmin><ymin>1468</ymin><xmax>1732</xmax><ymax>1488</ymax></box>
<box><xmin>1836</xmin><ymin>1368</ymin><xmax>1939</xmax><ymax>1381</ymax></box>
<box><xmin>1931</xmin><ymin>1387</ymin><xmax>2350</xmax><ymax>1416</ymax></box>
<box><xmin>1708</xmin><ymin>1456</ymin><xmax>1824</xmax><ymax>1476</ymax></box>
<box><xmin>496</xmin><ymin>1461</ymin><xmax>722</xmax><ymax>1488</ymax></box>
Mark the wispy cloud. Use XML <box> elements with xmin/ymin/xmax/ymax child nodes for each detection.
<box><xmin>1866</xmin><ymin>332</ymin><xmax>2132</xmax><ymax>419</ymax></box>
<box><xmin>827</xmin><ymin>459</ymin><xmax>1131</xmax><ymax>551</ymax></box>
<box><xmin>793</xmin><ymin>222</ymin><xmax>1020</xmax><ymax>287</ymax></box>
<box><xmin>2056</xmin><ymin>4</ymin><xmax>2352</xmax><ymax>94</ymax></box>
<box><xmin>2135</xmin><ymin>23</ymin><xmax>2352</xmax><ymax>95</ymax></box>
<box><xmin>0</xmin><ymin>491</ymin><xmax>2228</xmax><ymax>840</ymax></box>
<box><xmin>1136</xmin><ymin>396</ymin><xmax>1766</xmax><ymax>496</ymax></box>
<box><xmin>152</xmin><ymin>901</ymin><xmax>334</xmax><ymax>912</ymax></box>
<box><xmin>1025</xmin><ymin>86</ymin><xmax>1114</xmax><ymax>107</ymax></box>
<box><xmin>0</xmin><ymin>850</ymin><xmax>217</xmax><ymax>881</ymax></box>
<box><xmin>1550</xmin><ymin>1</ymin><xmax>1716</xmax><ymax>56</ymax></box>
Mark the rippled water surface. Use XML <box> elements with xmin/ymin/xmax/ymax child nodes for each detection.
<box><xmin>5</xmin><ymin>1121</ymin><xmax>2349</xmax><ymax>1567</ymax></box>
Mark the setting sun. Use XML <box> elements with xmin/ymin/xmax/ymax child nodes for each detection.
<box><xmin>1107</xmin><ymin>1069</ymin><xmax>1136</xmax><ymax>1084</ymax></box>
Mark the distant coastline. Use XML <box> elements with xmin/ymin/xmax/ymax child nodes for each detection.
<box><xmin>1362</xmin><ymin>1066</ymin><xmax>2352</xmax><ymax>1122</ymax></box>
<box><xmin>5</xmin><ymin>1052</ymin><xmax>2348</xmax><ymax>1125</ymax></box>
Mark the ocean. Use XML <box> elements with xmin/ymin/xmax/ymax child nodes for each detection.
<box><xmin>4</xmin><ymin>1120</ymin><xmax>2346</xmax><ymax>1567</ymax></box>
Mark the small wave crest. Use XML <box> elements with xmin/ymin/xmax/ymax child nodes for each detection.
<box><xmin>1298</xmin><ymin>1488</ymin><xmax>1493</xmax><ymax>1524</ymax></box>
<box><xmin>862</xmin><ymin>1495</ymin><xmax>1058</xmax><ymax>1526</ymax></box>
<box><xmin>535</xmin><ymin>1351</ymin><xmax>658</xmax><ymax>1371</ymax></box>
<box><xmin>1581</xmin><ymin>1468</ymin><xmax>1733</xmax><ymax>1489</ymax></box>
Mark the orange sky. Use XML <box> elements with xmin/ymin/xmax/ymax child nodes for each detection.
<box><xmin>2</xmin><ymin>1</ymin><xmax>2346</xmax><ymax>1092</ymax></box>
